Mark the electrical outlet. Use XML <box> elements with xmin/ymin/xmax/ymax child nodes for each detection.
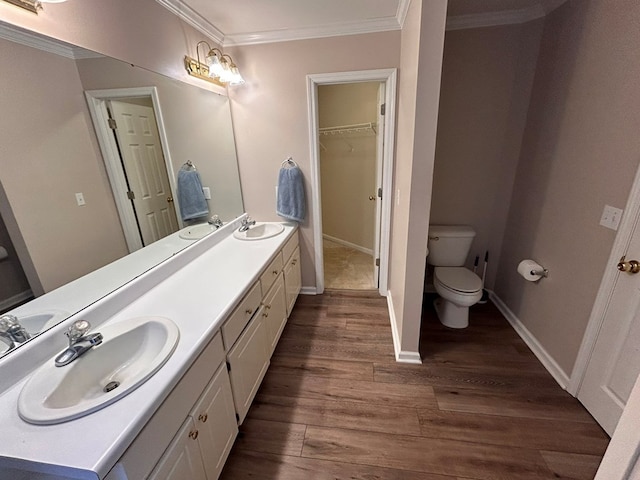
<box><xmin>600</xmin><ymin>205</ymin><xmax>623</xmax><ymax>230</ymax></box>
<box><xmin>202</xmin><ymin>187</ymin><xmax>211</xmax><ymax>200</ymax></box>
<box><xmin>75</xmin><ymin>192</ymin><xmax>86</xmax><ymax>206</ymax></box>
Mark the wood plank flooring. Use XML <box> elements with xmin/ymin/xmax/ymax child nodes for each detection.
<box><xmin>219</xmin><ymin>291</ymin><xmax>609</xmax><ymax>480</ymax></box>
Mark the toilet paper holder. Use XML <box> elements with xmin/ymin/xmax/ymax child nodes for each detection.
<box><xmin>531</xmin><ymin>267</ymin><xmax>549</xmax><ymax>278</ymax></box>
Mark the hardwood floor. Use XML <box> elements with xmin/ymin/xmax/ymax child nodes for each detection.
<box><xmin>219</xmin><ymin>291</ymin><xmax>609</xmax><ymax>480</ymax></box>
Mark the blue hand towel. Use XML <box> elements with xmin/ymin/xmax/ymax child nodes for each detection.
<box><xmin>177</xmin><ymin>169</ymin><xmax>209</xmax><ymax>221</ymax></box>
<box><xmin>277</xmin><ymin>165</ymin><xmax>305</xmax><ymax>222</ymax></box>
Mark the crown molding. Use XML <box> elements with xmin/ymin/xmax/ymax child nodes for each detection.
<box><xmin>446</xmin><ymin>4</ymin><xmax>547</xmax><ymax>31</ymax></box>
<box><xmin>154</xmin><ymin>0</ymin><xmax>224</xmax><ymax>45</ymax></box>
<box><xmin>0</xmin><ymin>21</ymin><xmax>99</xmax><ymax>59</ymax></box>
<box><xmin>224</xmin><ymin>17</ymin><xmax>401</xmax><ymax>46</ymax></box>
<box><xmin>396</xmin><ymin>0</ymin><xmax>411</xmax><ymax>29</ymax></box>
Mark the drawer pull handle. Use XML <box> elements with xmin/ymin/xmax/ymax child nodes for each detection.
<box><xmin>245</xmin><ymin>309</ymin><xmax>253</xmax><ymax>315</ymax></box>
<box><xmin>263</xmin><ymin>312</ymin><xmax>269</xmax><ymax>318</ymax></box>
<box><xmin>265</xmin><ymin>304</ymin><xmax>271</xmax><ymax>310</ymax></box>
<box><xmin>189</xmin><ymin>430</ymin><xmax>199</xmax><ymax>440</ymax></box>
<box><xmin>292</xmin><ymin>259</ymin><xmax>297</xmax><ymax>265</ymax></box>
<box><xmin>198</xmin><ymin>413</ymin><xmax>208</xmax><ymax>423</ymax></box>
<box><xmin>272</xmin><ymin>270</ymin><xmax>279</xmax><ymax>275</ymax></box>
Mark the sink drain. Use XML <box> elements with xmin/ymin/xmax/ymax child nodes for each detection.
<box><xmin>103</xmin><ymin>381</ymin><xmax>120</xmax><ymax>393</ymax></box>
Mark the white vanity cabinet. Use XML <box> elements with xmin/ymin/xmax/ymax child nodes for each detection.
<box><xmin>263</xmin><ymin>273</ymin><xmax>288</xmax><ymax>355</ymax></box>
<box><xmin>226</xmin><ymin>304</ymin><xmax>270</xmax><ymax>424</ymax></box>
<box><xmin>149</xmin><ymin>363</ymin><xmax>237</xmax><ymax>480</ymax></box>
<box><xmin>284</xmin><ymin>245</ymin><xmax>301</xmax><ymax>315</ymax></box>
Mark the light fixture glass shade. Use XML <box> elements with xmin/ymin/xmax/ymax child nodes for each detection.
<box><xmin>229</xmin><ymin>65</ymin><xmax>245</xmax><ymax>85</ymax></box>
<box><xmin>217</xmin><ymin>60</ymin><xmax>233</xmax><ymax>83</ymax></box>
<box><xmin>207</xmin><ymin>53</ymin><xmax>226</xmax><ymax>78</ymax></box>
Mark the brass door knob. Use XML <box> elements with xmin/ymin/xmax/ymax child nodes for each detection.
<box><xmin>167</xmin><ymin>196</ymin><xmax>174</xmax><ymax>203</ymax></box>
<box><xmin>198</xmin><ymin>413</ymin><xmax>208</xmax><ymax>423</ymax></box>
<box><xmin>189</xmin><ymin>430</ymin><xmax>199</xmax><ymax>440</ymax></box>
<box><xmin>618</xmin><ymin>256</ymin><xmax>640</xmax><ymax>274</ymax></box>
<box><xmin>369</xmin><ymin>196</ymin><xmax>376</xmax><ymax>201</ymax></box>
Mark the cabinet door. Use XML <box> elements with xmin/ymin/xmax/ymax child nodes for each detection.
<box><xmin>227</xmin><ymin>310</ymin><xmax>270</xmax><ymax>424</ymax></box>
<box><xmin>191</xmin><ymin>364</ymin><xmax>238</xmax><ymax>480</ymax></box>
<box><xmin>148</xmin><ymin>418</ymin><xmax>206</xmax><ymax>480</ymax></box>
<box><xmin>263</xmin><ymin>273</ymin><xmax>288</xmax><ymax>355</ymax></box>
<box><xmin>284</xmin><ymin>246</ymin><xmax>301</xmax><ymax>315</ymax></box>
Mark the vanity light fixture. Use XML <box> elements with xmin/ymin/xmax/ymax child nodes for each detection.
<box><xmin>184</xmin><ymin>41</ymin><xmax>245</xmax><ymax>86</ymax></box>
<box><xmin>1</xmin><ymin>0</ymin><xmax>66</xmax><ymax>14</ymax></box>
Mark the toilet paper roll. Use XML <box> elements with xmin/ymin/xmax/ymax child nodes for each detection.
<box><xmin>0</xmin><ymin>246</ymin><xmax>7</xmax><ymax>261</ymax></box>
<box><xmin>517</xmin><ymin>259</ymin><xmax>544</xmax><ymax>282</ymax></box>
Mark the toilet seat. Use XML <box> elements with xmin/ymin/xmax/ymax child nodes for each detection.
<box><xmin>434</xmin><ymin>267</ymin><xmax>482</xmax><ymax>294</ymax></box>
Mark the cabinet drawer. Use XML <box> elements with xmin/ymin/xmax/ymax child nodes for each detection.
<box><xmin>282</xmin><ymin>231</ymin><xmax>299</xmax><ymax>264</ymax></box>
<box><xmin>260</xmin><ymin>252</ymin><xmax>283</xmax><ymax>296</ymax></box>
<box><xmin>222</xmin><ymin>281</ymin><xmax>262</xmax><ymax>350</ymax></box>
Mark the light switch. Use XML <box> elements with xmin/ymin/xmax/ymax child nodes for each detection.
<box><xmin>75</xmin><ymin>192</ymin><xmax>86</xmax><ymax>206</ymax></box>
<box><xmin>203</xmin><ymin>187</ymin><xmax>211</xmax><ymax>200</ymax></box>
<box><xmin>600</xmin><ymin>204</ymin><xmax>623</xmax><ymax>230</ymax></box>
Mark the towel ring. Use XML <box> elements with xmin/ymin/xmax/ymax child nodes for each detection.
<box><xmin>281</xmin><ymin>156</ymin><xmax>297</xmax><ymax>167</ymax></box>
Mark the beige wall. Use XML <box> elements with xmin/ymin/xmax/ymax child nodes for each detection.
<box><xmin>0</xmin><ymin>39</ymin><xmax>128</xmax><ymax>294</ymax></box>
<box><xmin>319</xmin><ymin>83</ymin><xmax>378</xmax><ymax>251</ymax></box>
<box><xmin>389</xmin><ymin>0</ymin><xmax>448</xmax><ymax>355</ymax></box>
<box><xmin>227</xmin><ymin>32</ymin><xmax>401</xmax><ymax>288</ymax></box>
<box><xmin>495</xmin><ymin>0</ymin><xmax>640</xmax><ymax>375</ymax></box>
<box><xmin>431</xmin><ymin>21</ymin><xmax>543</xmax><ymax>288</ymax></box>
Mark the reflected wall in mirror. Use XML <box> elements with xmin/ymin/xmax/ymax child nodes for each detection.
<box><xmin>0</xmin><ymin>27</ymin><xmax>244</xmax><ymax>356</ymax></box>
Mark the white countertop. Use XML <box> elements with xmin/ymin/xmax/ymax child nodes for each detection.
<box><xmin>0</xmin><ymin>221</ymin><xmax>297</xmax><ymax>479</ymax></box>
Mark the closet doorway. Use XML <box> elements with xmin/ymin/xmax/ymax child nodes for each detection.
<box><xmin>318</xmin><ymin>82</ymin><xmax>381</xmax><ymax>290</ymax></box>
<box><xmin>307</xmin><ymin>69</ymin><xmax>397</xmax><ymax>295</ymax></box>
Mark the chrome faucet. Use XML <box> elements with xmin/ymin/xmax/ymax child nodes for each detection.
<box><xmin>55</xmin><ymin>320</ymin><xmax>103</xmax><ymax>367</ymax></box>
<box><xmin>208</xmin><ymin>214</ymin><xmax>224</xmax><ymax>228</ymax></box>
<box><xmin>239</xmin><ymin>216</ymin><xmax>256</xmax><ymax>232</ymax></box>
<box><xmin>0</xmin><ymin>315</ymin><xmax>31</xmax><ymax>351</ymax></box>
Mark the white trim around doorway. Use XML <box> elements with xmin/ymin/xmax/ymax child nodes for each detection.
<box><xmin>306</xmin><ymin>68</ymin><xmax>397</xmax><ymax>296</ymax></box>
<box><xmin>85</xmin><ymin>87</ymin><xmax>181</xmax><ymax>253</ymax></box>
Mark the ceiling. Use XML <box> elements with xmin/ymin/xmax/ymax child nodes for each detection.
<box><xmin>156</xmin><ymin>0</ymin><xmax>567</xmax><ymax>46</ymax></box>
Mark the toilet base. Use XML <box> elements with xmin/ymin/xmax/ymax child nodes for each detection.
<box><xmin>434</xmin><ymin>297</ymin><xmax>469</xmax><ymax>329</ymax></box>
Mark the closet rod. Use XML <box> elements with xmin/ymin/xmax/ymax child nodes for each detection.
<box><xmin>318</xmin><ymin>122</ymin><xmax>376</xmax><ymax>136</ymax></box>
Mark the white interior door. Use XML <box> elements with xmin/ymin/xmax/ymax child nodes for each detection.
<box><xmin>110</xmin><ymin>100</ymin><xmax>179</xmax><ymax>246</ymax></box>
<box><xmin>373</xmin><ymin>82</ymin><xmax>385</xmax><ymax>287</ymax></box>
<box><xmin>578</xmin><ymin>223</ymin><xmax>640</xmax><ymax>435</ymax></box>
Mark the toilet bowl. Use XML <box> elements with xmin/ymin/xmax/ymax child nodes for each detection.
<box><xmin>433</xmin><ymin>266</ymin><xmax>482</xmax><ymax>328</ymax></box>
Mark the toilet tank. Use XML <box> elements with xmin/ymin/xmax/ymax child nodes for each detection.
<box><xmin>427</xmin><ymin>225</ymin><xmax>476</xmax><ymax>266</ymax></box>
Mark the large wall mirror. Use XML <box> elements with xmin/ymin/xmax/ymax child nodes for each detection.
<box><xmin>0</xmin><ymin>24</ymin><xmax>244</xmax><ymax>357</ymax></box>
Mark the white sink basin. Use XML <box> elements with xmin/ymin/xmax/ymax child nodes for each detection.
<box><xmin>19</xmin><ymin>316</ymin><xmax>179</xmax><ymax>425</ymax></box>
<box><xmin>233</xmin><ymin>222</ymin><xmax>284</xmax><ymax>241</ymax></box>
<box><xmin>179</xmin><ymin>223</ymin><xmax>215</xmax><ymax>240</ymax></box>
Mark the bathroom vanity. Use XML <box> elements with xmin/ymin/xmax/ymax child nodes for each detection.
<box><xmin>0</xmin><ymin>218</ymin><xmax>301</xmax><ymax>480</ymax></box>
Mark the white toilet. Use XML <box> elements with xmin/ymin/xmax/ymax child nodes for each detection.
<box><xmin>427</xmin><ymin>225</ymin><xmax>483</xmax><ymax>329</ymax></box>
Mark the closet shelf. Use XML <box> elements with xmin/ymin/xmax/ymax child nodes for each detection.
<box><xmin>319</xmin><ymin>122</ymin><xmax>377</xmax><ymax>137</ymax></box>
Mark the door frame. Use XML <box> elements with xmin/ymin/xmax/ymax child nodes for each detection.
<box><xmin>85</xmin><ymin>87</ymin><xmax>181</xmax><ymax>253</ymax></box>
<box><xmin>306</xmin><ymin>69</ymin><xmax>397</xmax><ymax>296</ymax></box>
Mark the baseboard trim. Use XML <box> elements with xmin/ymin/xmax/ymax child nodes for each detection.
<box><xmin>0</xmin><ymin>289</ymin><xmax>33</xmax><ymax>312</ymax></box>
<box><xmin>489</xmin><ymin>291</ymin><xmax>570</xmax><ymax>389</ymax></box>
<box><xmin>300</xmin><ymin>286</ymin><xmax>317</xmax><ymax>295</ymax></box>
<box><xmin>323</xmin><ymin>233</ymin><xmax>373</xmax><ymax>256</ymax></box>
<box><xmin>387</xmin><ymin>292</ymin><xmax>422</xmax><ymax>364</ymax></box>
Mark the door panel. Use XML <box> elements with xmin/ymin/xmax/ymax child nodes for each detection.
<box><xmin>579</xmin><ymin>240</ymin><xmax>640</xmax><ymax>434</ymax></box>
<box><xmin>110</xmin><ymin>101</ymin><xmax>179</xmax><ymax>246</ymax></box>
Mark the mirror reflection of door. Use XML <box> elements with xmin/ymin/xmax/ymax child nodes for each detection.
<box><xmin>318</xmin><ymin>82</ymin><xmax>383</xmax><ymax>290</ymax></box>
<box><xmin>108</xmin><ymin>99</ymin><xmax>179</xmax><ymax>247</ymax></box>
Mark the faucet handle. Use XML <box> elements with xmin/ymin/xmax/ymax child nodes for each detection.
<box><xmin>66</xmin><ymin>320</ymin><xmax>91</xmax><ymax>344</ymax></box>
<box><xmin>0</xmin><ymin>315</ymin><xmax>19</xmax><ymax>333</ymax></box>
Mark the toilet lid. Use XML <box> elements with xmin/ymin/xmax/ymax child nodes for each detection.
<box><xmin>434</xmin><ymin>267</ymin><xmax>482</xmax><ymax>293</ymax></box>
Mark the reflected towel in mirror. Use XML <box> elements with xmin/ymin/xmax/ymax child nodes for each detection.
<box><xmin>178</xmin><ymin>169</ymin><xmax>209</xmax><ymax>221</ymax></box>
